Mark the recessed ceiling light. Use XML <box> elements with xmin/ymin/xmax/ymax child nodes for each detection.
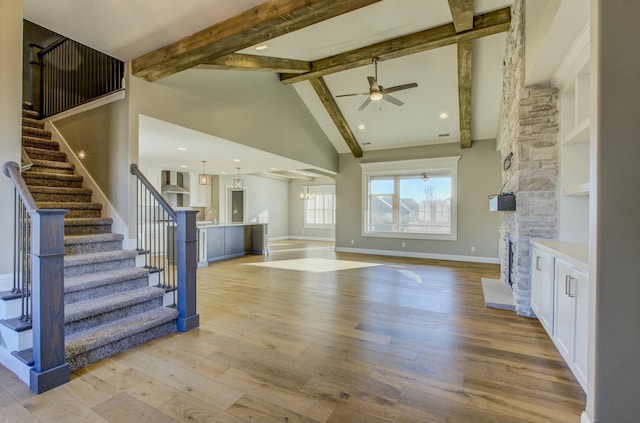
<box><xmin>180</xmin><ymin>165</ymin><xmax>187</xmax><ymax>168</ymax></box>
<box><xmin>270</xmin><ymin>167</ymin><xmax>277</xmax><ymax>171</ymax></box>
<box><xmin>255</xmin><ymin>45</ymin><xmax>268</xmax><ymax>51</ymax></box>
<box><xmin>358</xmin><ymin>123</ymin><xmax>366</xmax><ymax>130</ymax></box>
<box><xmin>439</xmin><ymin>112</ymin><xmax>449</xmax><ymax>119</ymax></box>
<box><xmin>221</xmin><ymin>171</ymin><xmax>227</xmax><ymax>174</ymax></box>
<box><xmin>177</xmin><ymin>147</ymin><xmax>187</xmax><ymax>151</ymax></box>
<box><xmin>233</xmin><ymin>159</ymin><xmax>240</xmax><ymax>163</ymax></box>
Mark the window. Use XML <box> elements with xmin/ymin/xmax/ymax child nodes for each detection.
<box><xmin>303</xmin><ymin>185</ymin><xmax>335</xmax><ymax>228</ymax></box>
<box><xmin>361</xmin><ymin>157</ymin><xmax>459</xmax><ymax>240</ymax></box>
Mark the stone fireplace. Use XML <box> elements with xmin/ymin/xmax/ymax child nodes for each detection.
<box><xmin>497</xmin><ymin>0</ymin><xmax>559</xmax><ymax>316</ymax></box>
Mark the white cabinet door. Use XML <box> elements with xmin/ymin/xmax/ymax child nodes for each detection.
<box><xmin>573</xmin><ymin>268</ymin><xmax>589</xmax><ymax>388</ymax></box>
<box><xmin>553</xmin><ymin>258</ymin><xmax>589</xmax><ymax>392</ymax></box>
<box><xmin>554</xmin><ymin>259</ymin><xmax>576</xmax><ymax>362</ymax></box>
<box><xmin>531</xmin><ymin>247</ymin><xmax>555</xmax><ymax>334</ymax></box>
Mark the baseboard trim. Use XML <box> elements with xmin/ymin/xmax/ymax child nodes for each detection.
<box><xmin>580</xmin><ymin>411</ymin><xmax>593</xmax><ymax>423</ymax></box>
<box><xmin>47</xmin><ymin>90</ymin><xmax>126</xmax><ymax>123</ymax></box>
<box><xmin>334</xmin><ymin>247</ymin><xmax>500</xmax><ymax>264</ymax></box>
<box><xmin>284</xmin><ymin>236</ymin><xmax>335</xmax><ymax>242</ymax></box>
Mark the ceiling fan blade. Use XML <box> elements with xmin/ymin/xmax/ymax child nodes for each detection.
<box><xmin>367</xmin><ymin>76</ymin><xmax>380</xmax><ymax>91</ymax></box>
<box><xmin>384</xmin><ymin>82</ymin><xmax>418</xmax><ymax>94</ymax></box>
<box><xmin>336</xmin><ymin>92</ymin><xmax>370</xmax><ymax>98</ymax></box>
<box><xmin>357</xmin><ymin>97</ymin><xmax>372</xmax><ymax>111</ymax></box>
<box><xmin>382</xmin><ymin>93</ymin><xmax>404</xmax><ymax>107</ymax></box>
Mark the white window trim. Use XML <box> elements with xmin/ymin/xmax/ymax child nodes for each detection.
<box><xmin>303</xmin><ymin>185</ymin><xmax>336</xmax><ymax>229</ymax></box>
<box><xmin>360</xmin><ymin>156</ymin><xmax>460</xmax><ymax>241</ymax></box>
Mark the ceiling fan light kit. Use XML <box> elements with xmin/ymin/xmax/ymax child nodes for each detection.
<box><xmin>336</xmin><ymin>57</ymin><xmax>418</xmax><ymax>111</ymax></box>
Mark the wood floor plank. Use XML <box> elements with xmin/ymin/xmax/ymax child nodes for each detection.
<box><xmin>0</xmin><ymin>240</ymin><xmax>586</xmax><ymax>422</ymax></box>
<box><xmin>158</xmin><ymin>392</ymin><xmax>248</xmax><ymax>423</ymax></box>
<box><xmin>92</xmin><ymin>392</ymin><xmax>177</xmax><ymax>423</ymax></box>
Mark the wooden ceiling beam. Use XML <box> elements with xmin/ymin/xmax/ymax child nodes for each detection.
<box><xmin>309</xmin><ymin>77</ymin><xmax>363</xmax><ymax>158</ymax></box>
<box><xmin>279</xmin><ymin>7</ymin><xmax>510</xmax><ymax>85</ymax></box>
<box><xmin>196</xmin><ymin>53</ymin><xmax>310</xmax><ymax>73</ymax></box>
<box><xmin>131</xmin><ymin>0</ymin><xmax>382</xmax><ymax>82</ymax></box>
<box><xmin>448</xmin><ymin>0</ymin><xmax>474</xmax><ymax>33</ymax></box>
<box><xmin>457</xmin><ymin>40</ymin><xmax>473</xmax><ymax>149</ymax></box>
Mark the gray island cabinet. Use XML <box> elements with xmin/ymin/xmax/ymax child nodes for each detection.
<box><xmin>196</xmin><ymin>223</ymin><xmax>267</xmax><ymax>266</ymax></box>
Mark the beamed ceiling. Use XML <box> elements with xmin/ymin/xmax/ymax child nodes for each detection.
<box><xmin>130</xmin><ymin>0</ymin><xmax>511</xmax><ymax>157</ymax></box>
<box><xmin>24</xmin><ymin>0</ymin><xmax>515</xmax><ymax>169</ymax></box>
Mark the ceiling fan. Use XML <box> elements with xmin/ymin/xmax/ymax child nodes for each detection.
<box><xmin>336</xmin><ymin>57</ymin><xmax>418</xmax><ymax>111</ymax></box>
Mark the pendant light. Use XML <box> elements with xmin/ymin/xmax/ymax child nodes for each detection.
<box><xmin>233</xmin><ymin>167</ymin><xmax>243</xmax><ymax>189</ymax></box>
<box><xmin>199</xmin><ymin>161</ymin><xmax>209</xmax><ymax>185</ymax></box>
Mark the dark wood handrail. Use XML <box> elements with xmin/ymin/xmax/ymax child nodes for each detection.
<box><xmin>130</xmin><ymin>163</ymin><xmax>177</xmax><ymax>221</ymax></box>
<box><xmin>2</xmin><ymin>161</ymin><xmax>38</xmax><ymax>210</ymax></box>
<box><xmin>37</xmin><ymin>36</ymin><xmax>68</xmax><ymax>57</ymax></box>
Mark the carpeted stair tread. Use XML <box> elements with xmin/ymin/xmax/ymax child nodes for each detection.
<box><xmin>65</xmin><ymin>233</ymin><xmax>124</xmax><ymax>246</ymax></box>
<box><xmin>22</xmin><ymin>136</ymin><xmax>59</xmax><ymax>151</ymax></box>
<box><xmin>23</xmin><ymin>146</ymin><xmax>66</xmax><ymax>162</ymax></box>
<box><xmin>22</xmin><ymin>126</ymin><xmax>52</xmax><ymax>140</ymax></box>
<box><xmin>64</xmin><ymin>249</ymin><xmax>137</xmax><ymax>268</ymax></box>
<box><xmin>64</xmin><ymin>217</ymin><xmax>113</xmax><ymax>235</ymax></box>
<box><xmin>65</xmin><ymin>267</ymin><xmax>149</xmax><ymax>294</ymax></box>
<box><xmin>22</xmin><ymin>117</ymin><xmax>45</xmax><ymax>129</ymax></box>
<box><xmin>65</xmin><ymin>307</ymin><xmax>178</xmax><ymax>358</ymax></box>
<box><xmin>65</xmin><ymin>217</ymin><xmax>112</xmax><ymax>226</ymax></box>
<box><xmin>29</xmin><ymin>185</ymin><xmax>92</xmax><ymax>203</ymax></box>
<box><xmin>29</xmin><ymin>159</ymin><xmax>74</xmax><ymax>171</ymax></box>
<box><xmin>23</xmin><ymin>172</ymin><xmax>83</xmax><ymax>188</ymax></box>
<box><xmin>28</xmin><ymin>185</ymin><xmax>92</xmax><ymax>196</ymax></box>
<box><xmin>65</xmin><ymin>286</ymin><xmax>165</xmax><ymax>324</ymax></box>
<box><xmin>22</xmin><ymin>109</ymin><xmax>40</xmax><ymax>119</ymax></box>
<box><xmin>36</xmin><ymin>201</ymin><xmax>102</xmax><ymax>218</ymax></box>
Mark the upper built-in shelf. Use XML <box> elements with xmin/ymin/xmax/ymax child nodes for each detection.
<box><xmin>564</xmin><ymin>182</ymin><xmax>590</xmax><ymax>197</ymax></box>
<box><xmin>564</xmin><ymin>118</ymin><xmax>590</xmax><ymax>145</ymax></box>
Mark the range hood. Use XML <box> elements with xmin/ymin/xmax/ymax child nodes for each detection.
<box><xmin>162</xmin><ymin>171</ymin><xmax>189</xmax><ymax>194</ymax></box>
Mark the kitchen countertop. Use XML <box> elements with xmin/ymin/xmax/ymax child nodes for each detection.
<box><xmin>530</xmin><ymin>239</ymin><xmax>589</xmax><ymax>271</ymax></box>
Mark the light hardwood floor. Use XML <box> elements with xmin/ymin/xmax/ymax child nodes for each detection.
<box><xmin>0</xmin><ymin>240</ymin><xmax>585</xmax><ymax>422</ymax></box>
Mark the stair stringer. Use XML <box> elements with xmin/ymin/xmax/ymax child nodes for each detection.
<box><xmin>46</xmin><ymin>121</ymin><xmax>131</xmax><ymax>249</ymax></box>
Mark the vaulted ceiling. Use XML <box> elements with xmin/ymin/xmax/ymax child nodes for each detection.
<box><xmin>24</xmin><ymin>0</ymin><xmax>514</xmax><ymax>169</ymax></box>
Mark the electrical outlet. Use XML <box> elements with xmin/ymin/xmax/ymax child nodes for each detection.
<box><xmin>471</xmin><ymin>246</ymin><xmax>476</xmax><ymax>252</ymax></box>
<box><xmin>350</xmin><ymin>239</ymin><xmax>354</xmax><ymax>245</ymax></box>
<box><xmin>402</xmin><ymin>242</ymin><xmax>406</xmax><ymax>248</ymax></box>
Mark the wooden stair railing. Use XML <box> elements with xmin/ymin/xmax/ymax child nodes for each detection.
<box><xmin>130</xmin><ymin>164</ymin><xmax>199</xmax><ymax>332</ymax></box>
<box><xmin>2</xmin><ymin>161</ymin><xmax>70</xmax><ymax>393</ymax></box>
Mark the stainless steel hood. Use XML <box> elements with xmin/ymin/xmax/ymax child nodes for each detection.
<box><xmin>162</xmin><ymin>171</ymin><xmax>189</xmax><ymax>194</ymax></box>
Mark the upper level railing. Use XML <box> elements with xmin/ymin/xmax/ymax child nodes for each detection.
<box><xmin>29</xmin><ymin>37</ymin><xmax>125</xmax><ymax>118</ymax></box>
<box><xmin>2</xmin><ymin>161</ymin><xmax>69</xmax><ymax>394</ymax></box>
<box><xmin>130</xmin><ymin>164</ymin><xmax>200</xmax><ymax>333</ymax></box>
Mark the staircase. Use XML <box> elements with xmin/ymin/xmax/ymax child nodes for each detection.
<box><xmin>1</xmin><ymin>104</ymin><xmax>179</xmax><ymax>372</ymax></box>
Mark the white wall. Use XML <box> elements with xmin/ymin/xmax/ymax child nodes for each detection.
<box><xmin>129</xmin><ymin>70</ymin><xmax>338</xmax><ymax>174</ymax></box>
<box><xmin>335</xmin><ymin>139</ymin><xmax>502</xmax><ymax>261</ymax></box>
<box><xmin>0</xmin><ymin>0</ymin><xmax>23</xmax><ymax>276</ymax></box>
<box><xmin>217</xmin><ymin>174</ymin><xmax>289</xmax><ymax>238</ymax></box>
<box><xmin>591</xmin><ymin>0</ymin><xmax>640</xmax><ymax>421</ymax></box>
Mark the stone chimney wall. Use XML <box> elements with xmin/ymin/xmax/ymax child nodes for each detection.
<box><xmin>498</xmin><ymin>0</ymin><xmax>559</xmax><ymax>316</ymax></box>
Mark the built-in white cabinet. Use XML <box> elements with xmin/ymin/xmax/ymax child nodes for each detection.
<box><xmin>554</xmin><ymin>259</ymin><xmax>589</xmax><ymax>389</ymax></box>
<box><xmin>530</xmin><ymin>240</ymin><xmax>588</xmax><ymax>392</ymax></box>
<box><xmin>530</xmin><ymin>246</ymin><xmax>555</xmax><ymax>334</ymax></box>
<box><xmin>186</xmin><ymin>172</ymin><xmax>211</xmax><ymax>207</ymax></box>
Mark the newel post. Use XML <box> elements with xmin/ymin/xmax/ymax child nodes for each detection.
<box><xmin>29</xmin><ymin>209</ymin><xmax>70</xmax><ymax>393</ymax></box>
<box><xmin>175</xmin><ymin>209</ymin><xmax>199</xmax><ymax>332</ymax></box>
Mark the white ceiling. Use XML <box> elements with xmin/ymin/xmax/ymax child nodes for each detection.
<box><xmin>22</xmin><ymin>0</ymin><xmax>546</xmax><ymax>172</ymax></box>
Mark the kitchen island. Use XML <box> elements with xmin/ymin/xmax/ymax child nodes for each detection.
<box><xmin>196</xmin><ymin>222</ymin><xmax>267</xmax><ymax>266</ymax></box>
